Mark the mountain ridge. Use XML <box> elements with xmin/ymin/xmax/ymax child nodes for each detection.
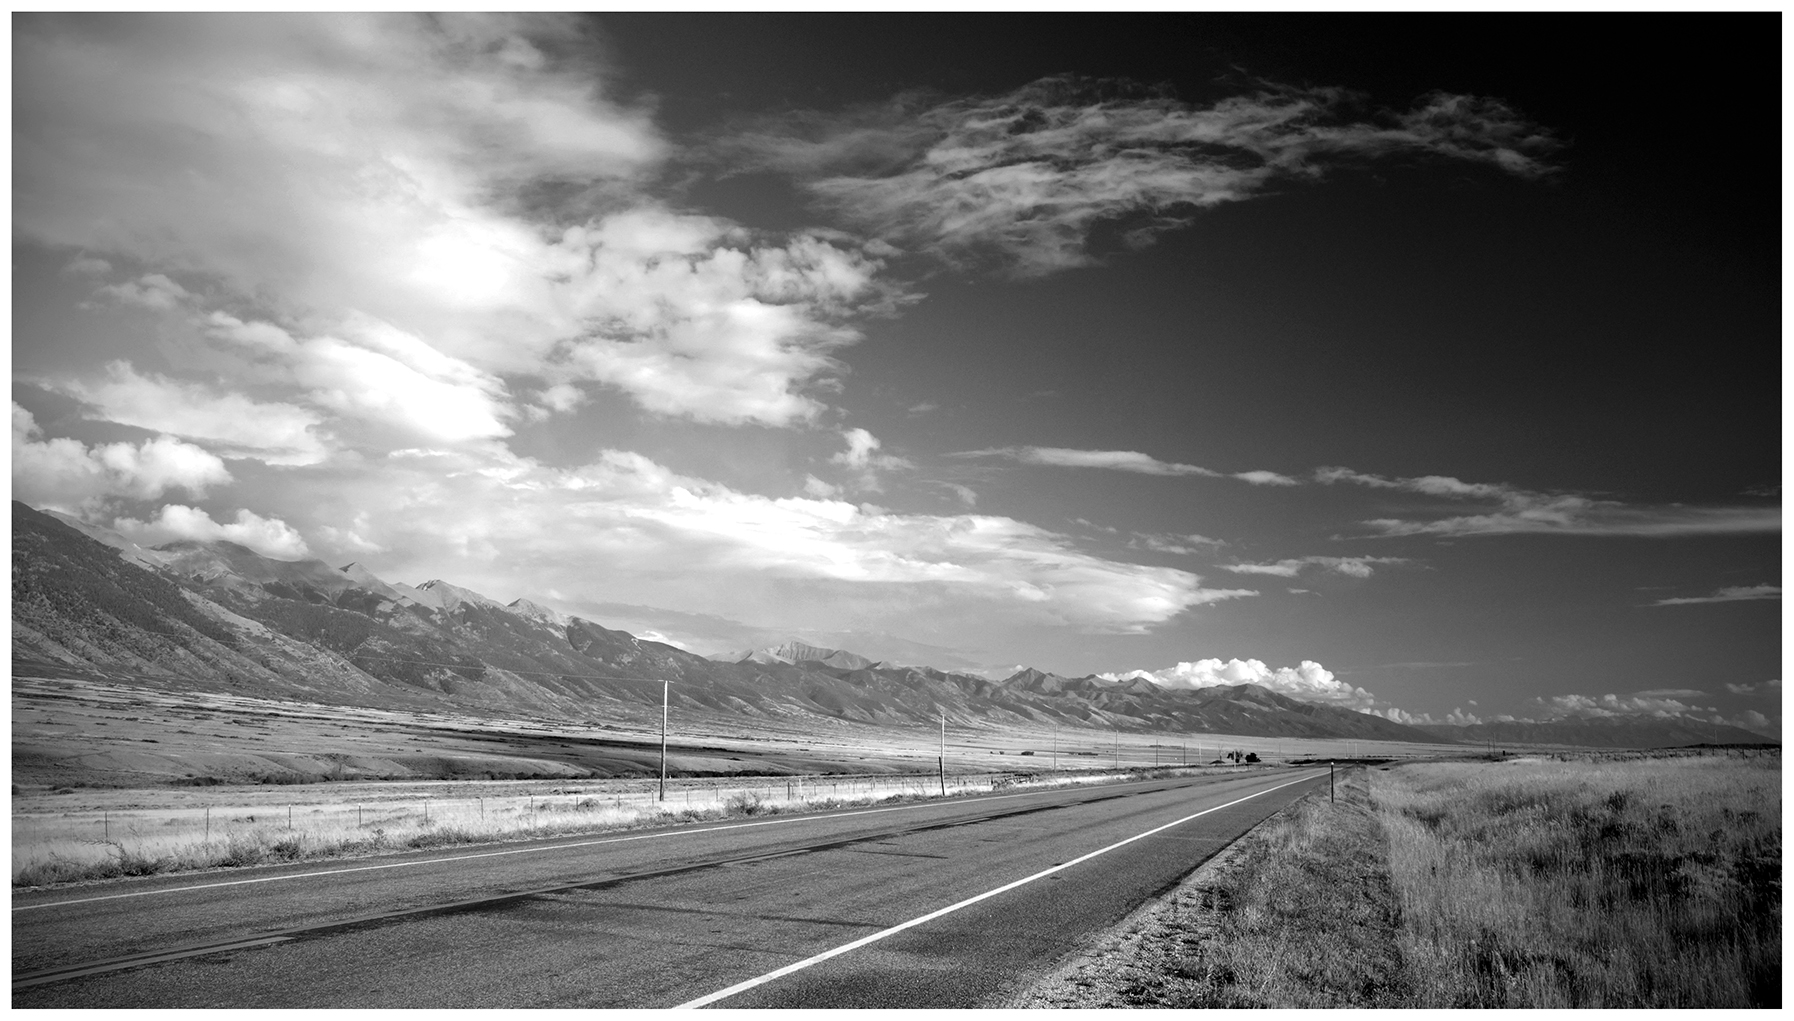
<box><xmin>23</xmin><ymin>501</ymin><xmax>1742</xmax><ymax>748</ymax></box>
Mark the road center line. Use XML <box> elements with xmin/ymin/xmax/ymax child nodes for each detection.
<box><xmin>13</xmin><ymin>772</ymin><xmax>1269</xmax><ymax>912</ymax></box>
<box><xmin>672</xmin><ymin>771</ymin><xmax>1325</xmax><ymax>1009</ymax></box>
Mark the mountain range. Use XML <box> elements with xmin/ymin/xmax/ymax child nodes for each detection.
<box><xmin>12</xmin><ymin>502</ymin><xmax>1767</xmax><ymax>748</ymax></box>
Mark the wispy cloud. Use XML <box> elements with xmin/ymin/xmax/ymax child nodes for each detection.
<box><xmin>1318</xmin><ymin>466</ymin><xmax>1781</xmax><ymax>538</ymax></box>
<box><xmin>955</xmin><ymin>446</ymin><xmax>1294</xmax><ymax>485</ymax></box>
<box><xmin>721</xmin><ymin>75</ymin><xmax>1557</xmax><ymax>278</ymax></box>
<box><xmin>1130</xmin><ymin>532</ymin><xmax>1226</xmax><ymax>556</ymax></box>
<box><xmin>1651</xmin><ymin>584</ymin><xmax>1780</xmax><ymax>606</ymax></box>
<box><xmin>51</xmin><ymin>360</ymin><xmax>329</xmax><ymax>466</ymax></box>
<box><xmin>1221</xmin><ymin>555</ymin><xmax>1409</xmax><ymax>579</ymax></box>
<box><xmin>1725</xmin><ymin>679</ymin><xmax>1781</xmax><ymax>696</ymax></box>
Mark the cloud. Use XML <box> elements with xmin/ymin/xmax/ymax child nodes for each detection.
<box><xmin>1632</xmin><ymin>688</ymin><xmax>1705</xmax><ymax>698</ymax></box>
<box><xmin>200</xmin><ymin>312</ymin><xmax>515</xmax><ymax>447</ymax></box>
<box><xmin>723</xmin><ymin>75</ymin><xmax>1556</xmax><ymax>277</ymax></box>
<box><xmin>1724</xmin><ymin>679</ymin><xmax>1781</xmax><ymax>696</ymax></box>
<box><xmin>939</xmin><ymin>483</ymin><xmax>979</xmax><ymax>508</ymax></box>
<box><xmin>16</xmin><ymin>14</ymin><xmax>892</xmax><ymax>430</ymax></box>
<box><xmin>1130</xmin><ymin>532</ymin><xmax>1226</xmax><ymax>556</ymax></box>
<box><xmin>1318</xmin><ymin>465</ymin><xmax>1781</xmax><ymax>538</ymax></box>
<box><xmin>53</xmin><ymin>361</ymin><xmax>329</xmax><ymax>465</ymax></box>
<box><xmin>802</xmin><ymin>475</ymin><xmax>841</xmax><ymax>499</ymax></box>
<box><xmin>1371</xmin><ymin>706</ymin><xmax>1483</xmax><ymax>727</ymax></box>
<box><xmin>827</xmin><ymin>427</ymin><xmax>914</xmax><ymax>492</ymax></box>
<box><xmin>165</xmin><ymin>442</ymin><xmax>1248</xmax><ymax>640</ymax></box>
<box><xmin>13</xmin><ymin>402</ymin><xmax>232</xmax><ymax>509</ymax></box>
<box><xmin>113</xmin><ymin>504</ymin><xmax>311</xmax><ymax>559</ymax></box>
<box><xmin>1652</xmin><ymin>584</ymin><xmax>1780</xmax><ymax>606</ymax></box>
<box><xmin>61</xmin><ymin>255</ymin><xmax>113</xmax><ymax>277</ymax></box>
<box><xmin>1231</xmin><ymin>469</ymin><xmax>1300</xmax><ymax>487</ymax></box>
<box><xmin>955</xmin><ymin>446</ymin><xmax>1290</xmax><ymax>485</ymax></box>
<box><xmin>89</xmin><ymin>273</ymin><xmax>193</xmax><ymax>310</ymax></box>
<box><xmin>551</xmin><ymin>209</ymin><xmax>892</xmax><ymax>426</ymax></box>
<box><xmin>1535</xmin><ymin>692</ymin><xmax>1710</xmax><ymax>719</ymax></box>
<box><xmin>1111</xmin><ymin>658</ymin><xmax>1374</xmax><ymax>709</ymax></box>
<box><xmin>1221</xmin><ymin>555</ymin><xmax>1408</xmax><ymax>578</ymax></box>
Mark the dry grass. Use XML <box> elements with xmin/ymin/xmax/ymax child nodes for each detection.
<box><xmin>1375</xmin><ymin>751</ymin><xmax>1780</xmax><ymax>1008</ymax></box>
<box><xmin>1016</xmin><ymin>767</ymin><xmax>1404</xmax><ymax>1008</ymax></box>
<box><xmin>12</xmin><ymin>764</ymin><xmax>1214</xmax><ymax>888</ymax></box>
<box><xmin>1019</xmin><ymin>750</ymin><xmax>1779</xmax><ymax>1009</ymax></box>
<box><xmin>1154</xmin><ymin>768</ymin><xmax>1407</xmax><ymax>1007</ymax></box>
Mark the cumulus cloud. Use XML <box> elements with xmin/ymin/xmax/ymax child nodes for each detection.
<box><xmin>54</xmin><ymin>361</ymin><xmax>329</xmax><ymax>465</ymax></box>
<box><xmin>114</xmin><ymin>504</ymin><xmax>311</xmax><ymax>559</ymax></box>
<box><xmin>1317</xmin><ymin>466</ymin><xmax>1781</xmax><ymax>538</ymax></box>
<box><xmin>826</xmin><ymin>427</ymin><xmax>914</xmax><ymax>492</ymax></box>
<box><xmin>1724</xmin><ymin>679</ymin><xmax>1781</xmax><ymax>696</ymax></box>
<box><xmin>1652</xmin><ymin>584</ymin><xmax>1780</xmax><ymax>606</ymax></box>
<box><xmin>1535</xmin><ymin>692</ymin><xmax>1710</xmax><ymax>719</ymax></box>
<box><xmin>722</xmin><ymin>75</ymin><xmax>1557</xmax><ymax>277</ymax></box>
<box><xmin>551</xmin><ymin>209</ymin><xmax>890</xmax><ymax>426</ymax></box>
<box><xmin>955</xmin><ymin>446</ymin><xmax>1291</xmax><ymax>485</ymax></box>
<box><xmin>1371</xmin><ymin>705</ymin><xmax>1482</xmax><ymax>727</ymax></box>
<box><xmin>15</xmin><ymin>14</ymin><xmax>892</xmax><ymax>430</ymax></box>
<box><xmin>13</xmin><ymin>402</ymin><xmax>232</xmax><ymax>509</ymax></box>
<box><xmin>1109</xmin><ymin>658</ymin><xmax>1374</xmax><ymax>709</ymax></box>
<box><xmin>1221</xmin><ymin>555</ymin><xmax>1408</xmax><ymax>578</ymax></box>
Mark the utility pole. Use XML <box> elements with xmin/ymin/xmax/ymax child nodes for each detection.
<box><xmin>659</xmin><ymin>680</ymin><xmax>668</xmax><ymax>802</ymax></box>
<box><xmin>939</xmin><ymin>712</ymin><xmax>947</xmax><ymax>796</ymax></box>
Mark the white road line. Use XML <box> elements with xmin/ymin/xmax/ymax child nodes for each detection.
<box><xmin>13</xmin><ymin>772</ymin><xmax>1265</xmax><ymax>912</ymax></box>
<box><xmin>673</xmin><ymin>771</ymin><xmax>1325</xmax><ymax>1009</ymax></box>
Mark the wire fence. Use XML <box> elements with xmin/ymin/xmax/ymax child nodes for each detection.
<box><xmin>15</xmin><ymin>766</ymin><xmax>1225</xmax><ymax>880</ymax></box>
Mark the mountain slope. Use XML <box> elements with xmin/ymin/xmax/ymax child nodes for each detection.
<box><xmin>12</xmin><ymin>501</ymin><xmax>1459</xmax><ymax>743</ymax></box>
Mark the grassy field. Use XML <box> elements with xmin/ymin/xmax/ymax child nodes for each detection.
<box><xmin>12</xmin><ymin>763</ymin><xmax>1237</xmax><ymax>887</ymax></box>
<box><xmin>1378</xmin><ymin>751</ymin><xmax>1780</xmax><ymax>1007</ymax></box>
<box><xmin>1025</xmin><ymin>750</ymin><xmax>1780</xmax><ymax>1008</ymax></box>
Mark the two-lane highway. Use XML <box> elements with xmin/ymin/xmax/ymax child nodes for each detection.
<box><xmin>15</xmin><ymin>768</ymin><xmax>1327</xmax><ymax>1007</ymax></box>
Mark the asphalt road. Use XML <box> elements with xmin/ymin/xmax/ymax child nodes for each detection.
<box><xmin>14</xmin><ymin>768</ymin><xmax>1328</xmax><ymax>1008</ymax></box>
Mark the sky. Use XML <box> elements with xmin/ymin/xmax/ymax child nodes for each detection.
<box><xmin>11</xmin><ymin>14</ymin><xmax>1782</xmax><ymax>736</ymax></box>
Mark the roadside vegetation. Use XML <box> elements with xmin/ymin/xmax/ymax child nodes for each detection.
<box><xmin>1379</xmin><ymin>751</ymin><xmax>1779</xmax><ymax>1007</ymax></box>
<box><xmin>1021</xmin><ymin>750</ymin><xmax>1779</xmax><ymax>1009</ymax></box>
<box><xmin>12</xmin><ymin>763</ymin><xmax>1220</xmax><ymax>888</ymax></box>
